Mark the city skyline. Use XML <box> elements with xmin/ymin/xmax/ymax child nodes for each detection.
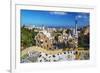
<box><xmin>21</xmin><ymin>9</ymin><xmax>90</xmax><ymax>28</ymax></box>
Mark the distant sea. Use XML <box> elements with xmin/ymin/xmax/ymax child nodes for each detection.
<box><xmin>34</xmin><ymin>25</ymin><xmax>89</xmax><ymax>29</ymax></box>
<box><xmin>22</xmin><ymin>24</ymin><xmax>89</xmax><ymax>29</ymax></box>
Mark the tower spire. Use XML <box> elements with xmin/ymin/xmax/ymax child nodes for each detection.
<box><xmin>75</xmin><ymin>19</ymin><xmax>78</xmax><ymax>38</ymax></box>
<box><xmin>75</xmin><ymin>19</ymin><xmax>77</xmax><ymax>35</ymax></box>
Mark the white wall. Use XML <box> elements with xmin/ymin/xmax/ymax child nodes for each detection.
<box><xmin>0</xmin><ymin>0</ymin><xmax>100</xmax><ymax>73</ymax></box>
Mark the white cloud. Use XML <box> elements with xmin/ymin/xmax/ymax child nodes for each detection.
<box><xmin>77</xmin><ymin>15</ymin><xmax>82</xmax><ymax>18</ymax></box>
<box><xmin>50</xmin><ymin>11</ymin><xmax>67</xmax><ymax>15</ymax></box>
<box><xmin>76</xmin><ymin>14</ymin><xmax>88</xmax><ymax>19</ymax></box>
<box><xmin>76</xmin><ymin>15</ymin><xmax>82</xmax><ymax>19</ymax></box>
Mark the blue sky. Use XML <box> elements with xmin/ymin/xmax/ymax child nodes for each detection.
<box><xmin>21</xmin><ymin>9</ymin><xmax>89</xmax><ymax>28</ymax></box>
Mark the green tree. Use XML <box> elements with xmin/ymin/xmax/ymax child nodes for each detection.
<box><xmin>21</xmin><ymin>27</ymin><xmax>33</xmax><ymax>49</ymax></box>
<box><xmin>78</xmin><ymin>27</ymin><xmax>89</xmax><ymax>48</ymax></box>
<box><xmin>21</xmin><ymin>27</ymin><xmax>38</xmax><ymax>50</ymax></box>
